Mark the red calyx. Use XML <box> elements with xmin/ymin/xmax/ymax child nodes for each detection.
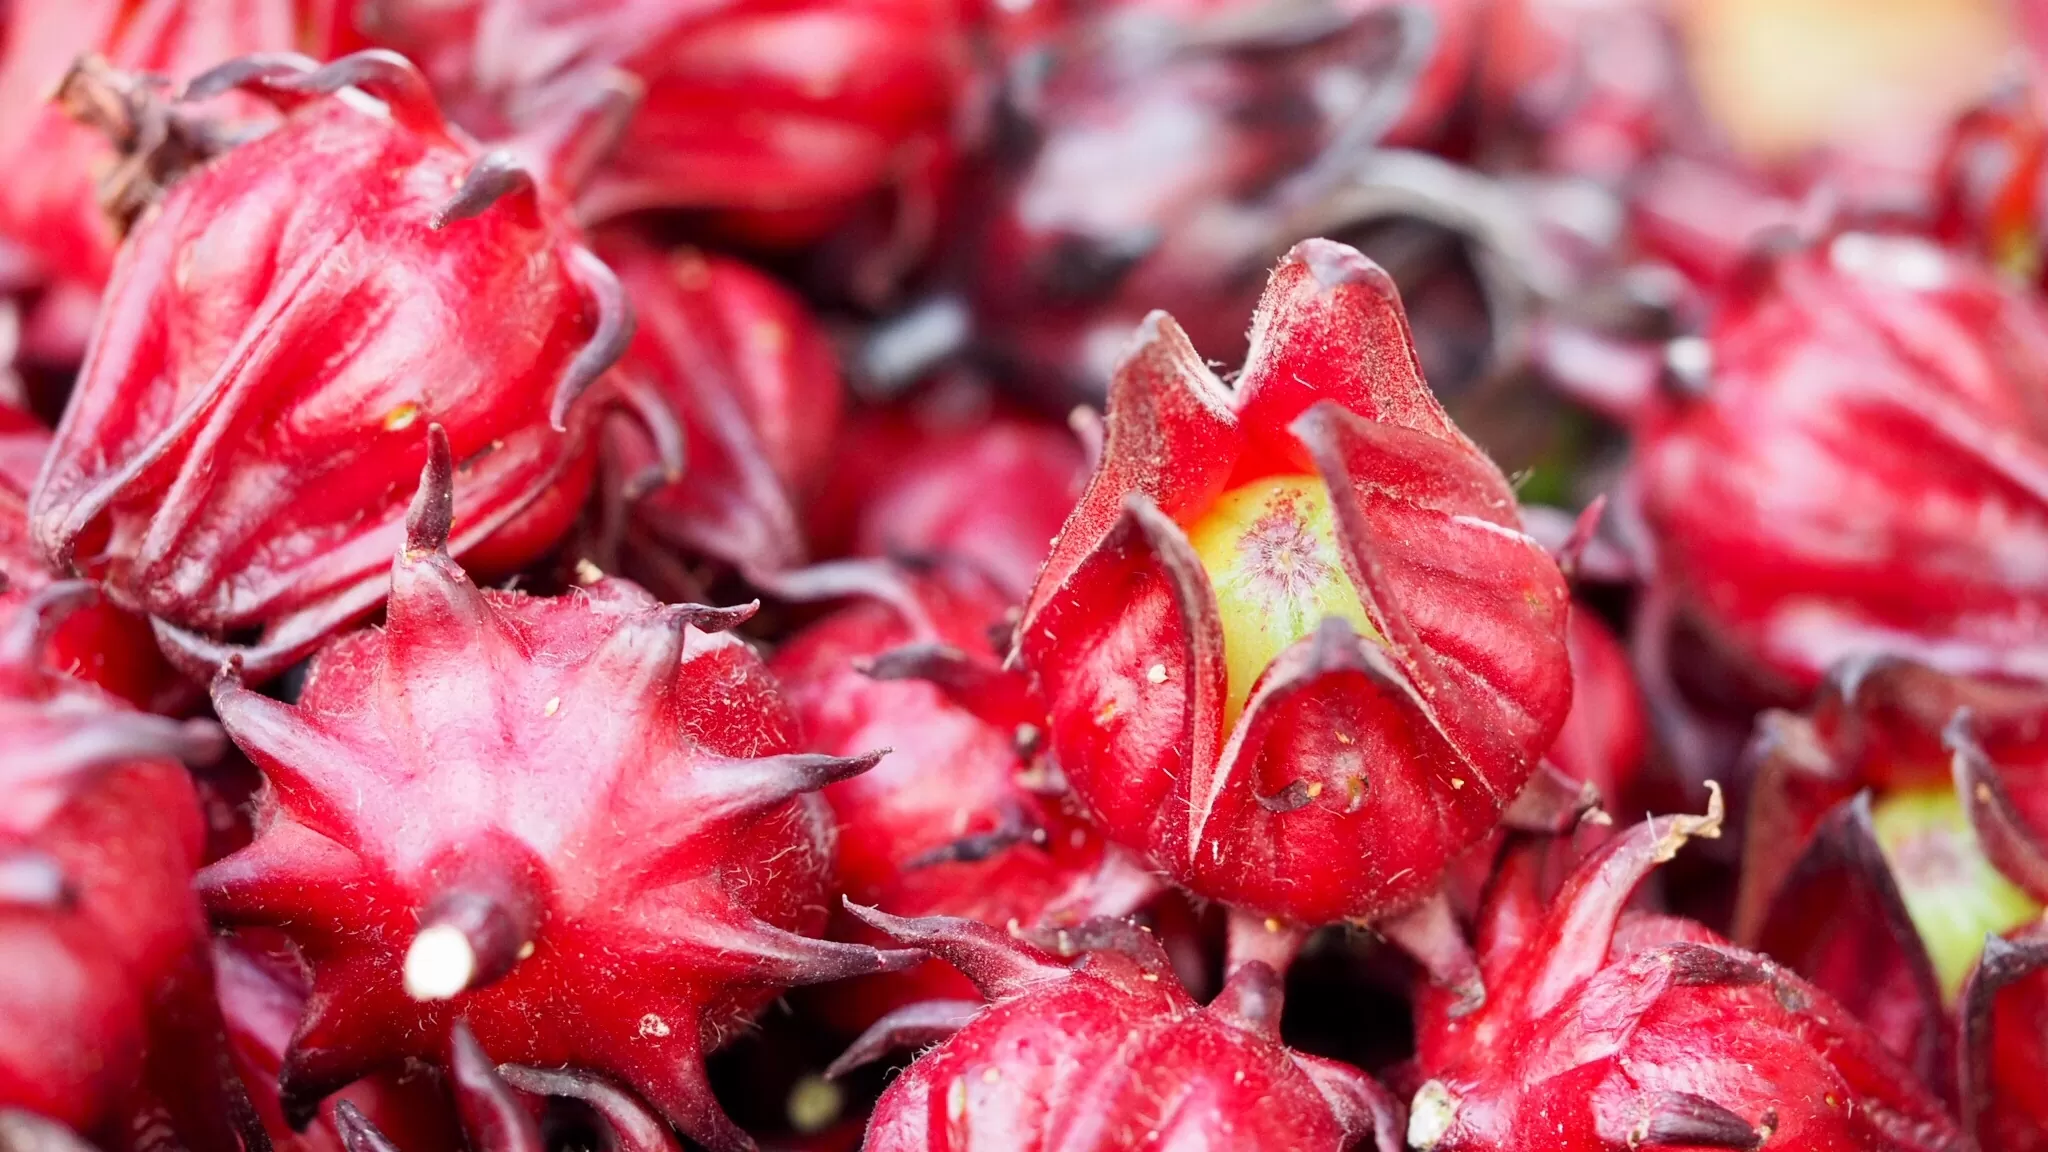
<box><xmin>768</xmin><ymin>559</ymin><xmax>1160</xmax><ymax>1029</ymax></box>
<box><xmin>0</xmin><ymin>583</ymin><xmax>251</xmax><ymax>1152</ymax></box>
<box><xmin>30</xmin><ymin>51</ymin><xmax>635</xmax><ymax>682</ymax></box>
<box><xmin>1014</xmin><ymin>238</ymin><xmax>1573</xmax><ymax>931</ymax></box>
<box><xmin>835</xmin><ymin>907</ymin><xmax>1405</xmax><ymax>1151</ymax></box>
<box><xmin>601</xmin><ymin>243</ymin><xmax>844</xmax><ymax>577</ymax></box>
<box><xmin>1410</xmin><ymin>786</ymin><xmax>1966</xmax><ymax>1152</ymax></box>
<box><xmin>1631</xmin><ymin>230</ymin><xmax>2048</xmax><ymax>695</ymax></box>
<box><xmin>196</xmin><ymin>428</ymin><xmax>912</xmax><ymax>1152</ymax></box>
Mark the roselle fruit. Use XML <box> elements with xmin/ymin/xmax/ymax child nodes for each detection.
<box><xmin>30</xmin><ymin>50</ymin><xmax>634</xmax><ymax>681</ymax></box>
<box><xmin>359</xmin><ymin>0</ymin><xmax>970</xmax><ymax>251</ymax></box>
<box><xmin>769</xmin><ymin>559</ymin><xmax>1158</xmax><ymax>1028</ymax></box>
<box><xmin>0</xmin><ymin>0</ymin><xmax>354</xmax><ymax>293</ymax></box>
<box><xmin>1732</xmin><ymin>658</ymin><xmax>2048</xmax><ymax>1148</ymax></box>
<box><xmin>1</xmin><ymin>583</ymin><xmax>249</xmax><ymax>1152</ymax></box>
<box><xmin>1631</xmin><ymin>229</ymin><xmax>2048</xmax><ymax>695</ymax></box>
<box><xmin>834</xmin><ymin>908</ymin><xmax>1404</xmax><ymax>1151</ymax></box>
<box><xmin>197</xmin><ymin>428</ymin><xmax>911</xmax><ymax>1152</ymax></box>
<box><xmin>1013</xmin><ymin>238</ymin><xmax>1572</xmax><ymax>936</ymax></box>
<box><xmin>1408</xmin><ymin>788</ymin><xmax>1967</xmax><ymax>1152</ymax></box>
<box><xmin>603</xmin><ymin>243</ymin><xmax>844</xmax><ymax>576</ymax></box>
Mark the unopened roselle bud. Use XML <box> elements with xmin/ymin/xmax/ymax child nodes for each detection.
<box><xmin>1632</xmin><ymin>230</ymin><xmax>2048</xmax><ymax>695</ymax></box>
<box><xmin>767</xmin><ymin>559</ymin><xmax>1161</xmax><ymax>1031</ymax></box>
<box><xmin>0</xmin><ymin>0</ymin><xmax>357</xmax><ymax>293</ymax></box>
<box><xmin>1732</xmin><ymin>658</ymin><xmax>2048</xmax><ymax>1146</ymax></box>
<box><xmin>1014</xmin><ymin>239</ymin><xmax>1572</xmax><ymax>938</ymax></box>
<box><xmin>29</xmin><ymin>52</ymin><xmax>636</xmax><ymax>682</ymax></box>
<box><xmin>601</xmin><ymin>243</ymin><xmax>844</xmax><ymax>576</ymax></box>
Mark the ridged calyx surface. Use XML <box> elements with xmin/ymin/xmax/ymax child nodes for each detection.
<box><xmin>1632</xmin><ymin>230</ymin><xmax>2048</xmax><ymax>693</ymax></box>
<box><xmin>30</xmin><ymin>50</ymin><xmax>634</xmax><ymax>681</ymax></box>
<box><xmin>1014</xmin><ymin>237</ymin><xmax>1573</xmax><ymax>927</ymax></box>
<box><xmin>605</xmin><ymin>243</ymin><xmax>843</xmax><ymax>576</ymax></box>
<box><xmin>0</xmin><ymin>583</ymin><xmax>245</xmax><ymax>1152</ymax></box>
<box><xmin>197</xmin><ymin>430</ymin><xmax>909</xmax><ymax>1152</ymax></box>
<box><xmin>840</xmin><ymin>907</ymin><xmax>1404</xmax><ymax>1151</ymax></box>
<box><xmin>1409</xmin><ymin>787</ymin><xmax>1966</xmax><ymax>1152</ymax></box>
<box><xmin>769</xmin><ymin>560</ymin><xmax>1158</xmax><ymax>1027</ymax></box>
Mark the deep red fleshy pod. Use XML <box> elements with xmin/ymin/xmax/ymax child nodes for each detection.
<box><xmin>29</xmin><ymin>51</ymin><xmax>635</xmax><ymax>681</ymax></box>
<box><xmin>1631</xmin><ymin>230</ymin><xmax>2048</xmax><ymax>694</ymax></box>
<box><xmin>603</xmin><ymin>244</ymin><xmax>843</xmax><ymax>575</ymax></box>
<box><xmin>1407</xmin><ymin>790</ymin><xmax>1967</xmax><ymax>1152</ymax></box>
<box><xmin>0</xmin><ymin>0</ymin><xmax>354</xmax><ymax>292</ymax></box>
<box><xmin>0</xmin><ymin>584</ymin><xmax>249</xmax><ymax>1152</ymax></box>
<box><xmin>1730</xmin><ymin>659</ymin><xmax>2048</xmax><ymax>1149</ymax></box>
<box><xmin>833</xmin><ymin>909</ymin><xmax>1405</xmax><ymax>1151</ymax></box>
<box><xmin>1013</xmin><ymin>238</ymin><xmax>1573</xmax><ymax>931</ymax></box>
<box><xmin>768</xmin><ymin>560</ymin><xmax>1160</xmax><ymax>1028</ymax></box>
<box><xmin>360</xmin><ymin>0</ymin><xmax>969</xmax><ymax>250</ymax></box>
<box><xmin>196</xmin><ymin>430</ymin><xmax>912</xmax><ymax>1152</ymax></box>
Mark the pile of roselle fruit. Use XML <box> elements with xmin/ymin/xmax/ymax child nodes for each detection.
<box><xmin>13</xmin><ymin>0</ymin><xmax>2048</xmax><ymax>1149</ymax></box>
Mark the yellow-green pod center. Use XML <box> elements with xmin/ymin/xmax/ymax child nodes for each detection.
<box><xmin>1183</xmin><ymin>475</ymin><xmax>1379</xmax><ymax>728</ymax></box>
<box><xmin>1870</xmin><ymin>786</ymin><xmax>2043</xmax><ymax>1004</ymax></box>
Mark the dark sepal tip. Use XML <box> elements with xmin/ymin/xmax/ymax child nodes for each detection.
<box><xmin>406</xmin><ymin>423</ymin><xmax>455</xmax><ymax>554</ymax></box>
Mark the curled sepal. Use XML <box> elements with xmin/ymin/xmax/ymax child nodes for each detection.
<box><xmin>1744</xmin><ymin>793</ymin><xmax>1948</xmax><ymax>1091</ymax></box>
<box><xmin>1949</xmin><ymin>712</ymin><xmax>2048</xmax><ymax>904</ymax></box>
<box><xmin>1958</xmin><ymin>925</ymin><xmax>2048</xmax><ymax>1148</ymax></box>
<box><xmin>1508</xmin><ymin>784</ymin><xmax>1724</xmax><ymax>1020</ymax></box>
<box><xmin>496</xmin><ymin>1067</ymin><xmax>679</xmax><ymax>1152</ymax></box>
<box><xmin>843</xmin><ymin>902</ymin><xmax>1067</xmax><ymax>1000</ymax></box>
<box><xmin>824</xmin><ymin>999</ymin><xmax>982</xmax><ymax>1078</ymax></box>
<box><xmin>1020</xmin><ymin>916</ymin><xmax>1177</xmax><ymax>979</ymax></box>
<box><xmin>449</xmin><ymin>1022</ymin><xmax>545</xmax><ymax>1152</ymax></box>
<box><xmin>331</xmin><ymin>1103</ymin><xmax>401</xmax><ymax>1152</ymax></box>
<box><xmin>241</xmin><ymin>51</ymin><xmax>444</xmax><ymax>136</ymax></box>
<box><xmin>553</xmin><ymin>247</ymin><xmax>634</xmax><ymax>432</ymax></box>
<box><xmin>432</xmin><ymin>152</ymin><xmax>540</xmax><ymax>231</ymax></box>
